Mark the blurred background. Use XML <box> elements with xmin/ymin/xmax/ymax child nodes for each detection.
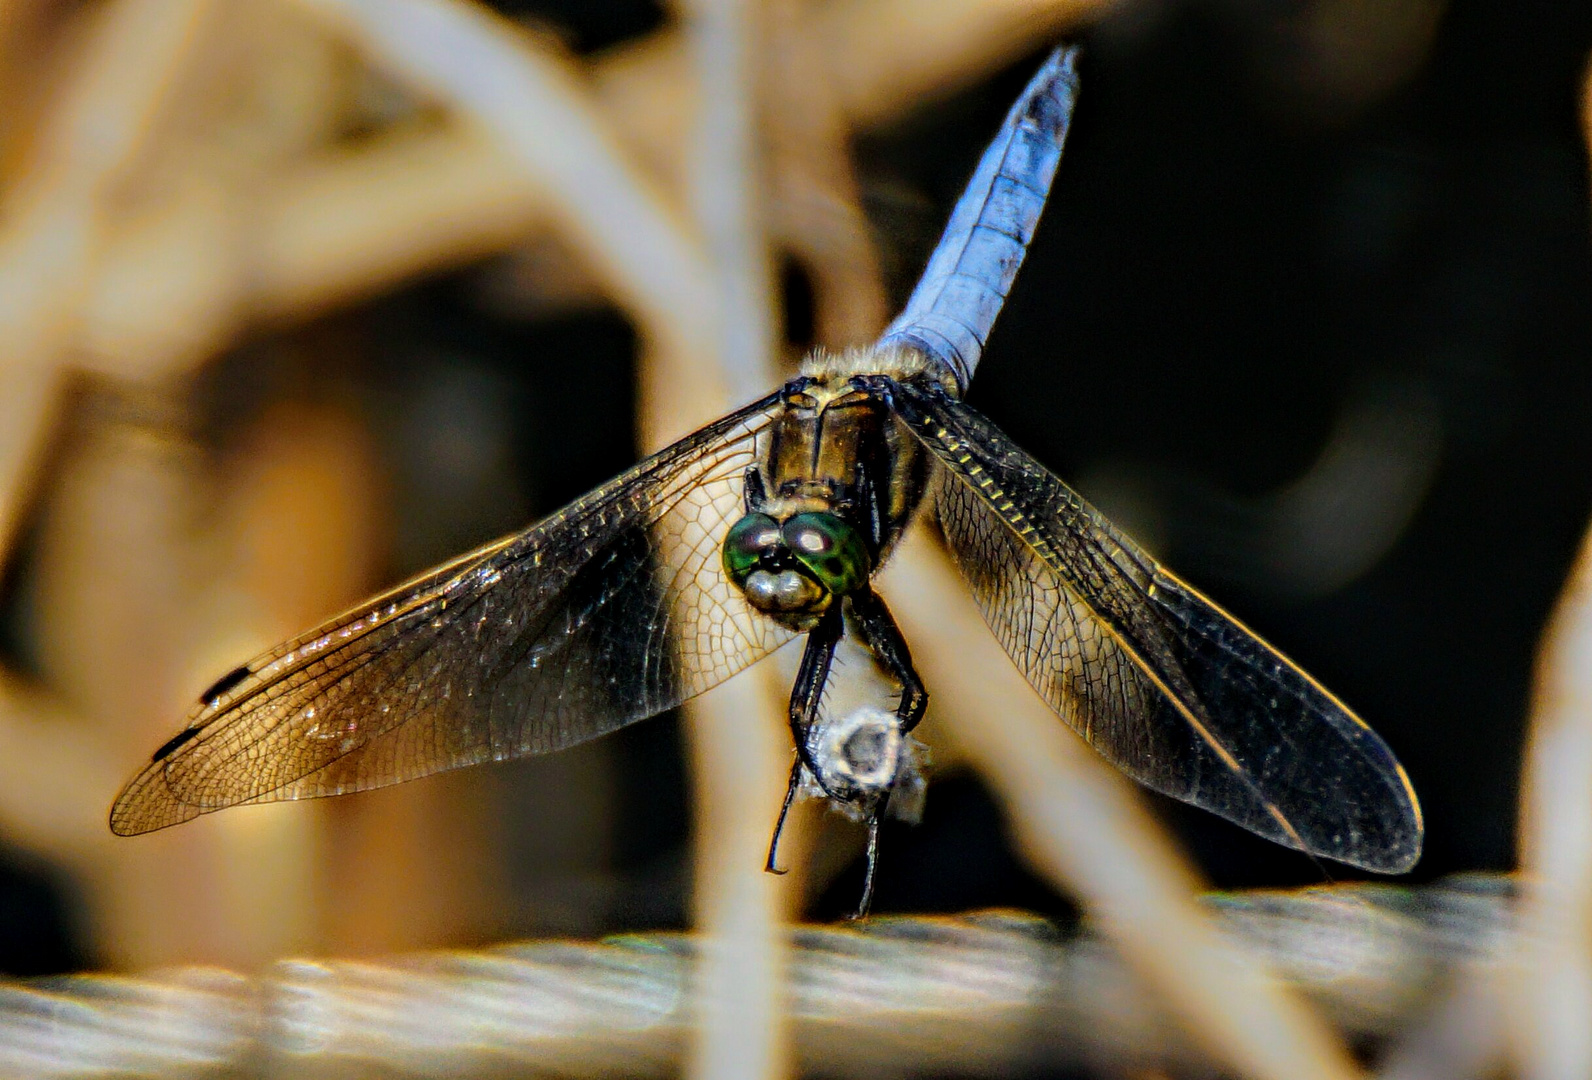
<box><xmin>0</xmin><ymin>0</ymin><xmax>1590</xmax><ymax>1073</ymax></box>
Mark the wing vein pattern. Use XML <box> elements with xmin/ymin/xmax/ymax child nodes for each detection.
<box><xmin>110</xmin><ymin>392</ymin><xmax>793</xmax><ymax>835</ymax></box>
<box><xmin>886</xmin><ymin>377</ymin><xmax>1421</xmax><ymax>872</ymax></box>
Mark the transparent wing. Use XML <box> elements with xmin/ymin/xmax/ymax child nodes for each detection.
<box><xmin>111</xmin><ymin>392</ymin><xmax>794</xmax><ymax>835</ymax></box>
<box><xmin>884</xmin><ymin>377</ymin><xmax>1422</xmax><ymax>872</ymax></box>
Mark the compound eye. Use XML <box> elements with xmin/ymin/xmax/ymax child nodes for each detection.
<box><xmin>783</xmin><ymin>512</ymin><xmax>870</xmax><ymax>596</ymax></box>
<box><xmin>722</xmin><ymin>513</ymin><xmax>781</xmax><ymax>584</ymax></box>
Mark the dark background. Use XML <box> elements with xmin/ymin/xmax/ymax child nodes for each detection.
<box><xmin>4</xmin><ymin>0</ymin><xmax>1592</xmax><ymax>970</ymax></box>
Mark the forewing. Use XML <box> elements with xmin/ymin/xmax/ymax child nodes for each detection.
<box><xmin>111</xmin><ymin>393</ymin><xmax>794</xmax><ymax>835</ymax></box>
<box><xmin>886</xmin><ymin>378</ymin><xmax>1422</xmax><ymax>872</ymax></box>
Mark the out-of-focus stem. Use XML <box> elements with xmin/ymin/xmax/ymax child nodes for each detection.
<box><xmin>0</xmin><ymin>676</ymin><xmax>120</xmax><ymax>862</ymax></box>
<box><xmin>679</xmin><ymin>2</ymin><xmax>790</xmax><ymax>1079</ymax></box>
<box><xmin>291</xmin><ymin>0</ymin><xmax>721</xmax><ymax>414</ymax></box>
<box><xmin>0</xmin><ymin>879</ymin><xmax>1518</xmax><ymax>1079</ymax></box>
<box><xmin>1376</xmin><ymin>965</ymin><xmax>1508</xmax><ymax>1080</ymax></box>
<box><xmin>72</xmin><ymin>0</ymin><xmax>1110</xmax><ymax>386</ymax></box>
<box><xmin>0</xmin><ymin>0</ymin><xmax>211</xmax><ymax>568</ymax></box>
<box><xmin>284</xmin><ymin>13</ymin><xmax>794</xmax><ymax>1074</ymax></box>
<box><xmin>765</xmin><ymin>0</ymin><xmax>888</xmax><ymax>348</ymax></box>
<box><xmin>0</xmin><ymin>0</ymin><xmax>217</xmax><ymax>941</ymax></box>
<box><xmin>1512</xmin><ymin>514</ymin><xmax>1592</xmax><ymax>1080</ymax></box>
<box><xmin>813</xmin><ymin>0</ymin><xmax>1109</xmax><ymax>127</ymax></box>
<box><xmin>1498</xmin><ymin>62</ymin><xmax>1592</xmax><ymax>1080</ymax></box>
<box><xmin>685</xmin><ymin>0</ymin><xmax>777</xmax><ymax>399</ymax></box>
<box><xmin>882</xmin><ymin>536</ymin><xmax>1365</xmax><ymax>1080</ymax></box>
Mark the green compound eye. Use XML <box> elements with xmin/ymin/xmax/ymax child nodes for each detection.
<box><xmin>722</xmin><ymin>513</ymin><xmax>781</xmax><ymax>585</ymax></box>
<box><xmin>782</xmin><ymin>513</ymin><xmax>870</xmax><ymax>596</ymax></box>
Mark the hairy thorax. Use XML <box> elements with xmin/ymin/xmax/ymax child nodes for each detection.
<box><xmin>774</xmin><ymin>347</ymin><xmax>947</xmax><ymax>549</ymax></box>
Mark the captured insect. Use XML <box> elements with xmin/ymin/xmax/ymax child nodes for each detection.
<box><xmin>111</xmin><ymin>48</ymin><xmax>1422</xmax><ymax>915</ymax></box>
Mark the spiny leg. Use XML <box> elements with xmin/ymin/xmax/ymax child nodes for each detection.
<box><xmin>764</xmin><ymin>606</ymin><xmax>843</xmax><ymax>875</ymax></box>
<box><xmin>847</xmin><ymin>586</ymin><xmax>928</xmax><ymax>733</ymax></box>
<box><xmin>850</xmin><ymin>795</ymin><xmax>891</xmax><ymax>920</ymax></box>
<box><xmin>844</xmin><ymin>587</ymin><xmax>927</xmax><ymax>917</ymax></box>
<box><xmin>788</xmin><ymin>606</ymin><xmax>845</xmax><ymax>778</ymax></box>
<box><xmin>764</xmin><ymin>757</ymin><xmax>803</xmax><ymax>875</ymax></box>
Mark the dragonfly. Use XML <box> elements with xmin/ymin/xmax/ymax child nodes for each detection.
<box><xmin>111</xmin><ymin>47</ymin><xmax>1422</xmax><ymax>915</ymax></box>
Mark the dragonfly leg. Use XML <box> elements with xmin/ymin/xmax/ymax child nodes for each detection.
<box><xmin>764</xmin><ymin>757</ymin><xmax>804</xmax><ymax>874</ymax></box>
<box><xmin>851</xmin><ymin>809</ymin><xmax>883</xmax><ymax>919</ymax></box>
<box><xmin>848</xmin><ymin>587</ymin><xmax>928</xmax><ymax>733</ymax></box>
<box><xmin>788</xmin><ymin>607</ymin><xmax>844</xmax><ymax>778</ymax></box>
<box><xmin>765</xmin><ymin>608</ymin><xmax>843</xmax><ymax>876</ymax></box>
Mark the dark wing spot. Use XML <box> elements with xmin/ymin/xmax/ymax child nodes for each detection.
<box><xmin>197</xmin><ymin>664</ymin><xmax>251</xmax><ymax>706</ymax></box>
<box><xmin>151</xmin><ymin>726</ymin><xmax>201</xmax><ymax>762</ymax></box>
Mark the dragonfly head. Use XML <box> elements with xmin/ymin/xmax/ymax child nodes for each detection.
<box><xmin>723</xmin><ymin>510</ymin><xmax>871</xmax><ymax>628</ymax></box>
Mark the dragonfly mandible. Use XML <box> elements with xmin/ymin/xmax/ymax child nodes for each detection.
<box><xmin>110</xmin><ymin>47</ymin><xmax>1423</xmax><ymax>916</ymax></box>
